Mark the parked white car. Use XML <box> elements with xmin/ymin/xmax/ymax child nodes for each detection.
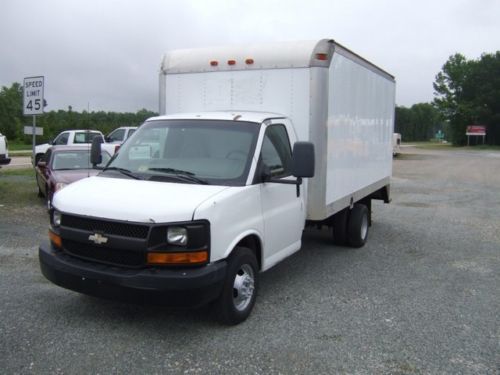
<box><xmin>0</xmin><ymin>132</ymin><xmax>11</xmax><ymax>166</ymax></box>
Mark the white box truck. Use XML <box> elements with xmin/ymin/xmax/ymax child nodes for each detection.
<box><xmin>39</xmin><ymin>39</ymin><xmax>395</xmax><ymax>324</ymax></box>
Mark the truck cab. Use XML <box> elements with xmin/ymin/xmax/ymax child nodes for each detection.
<box><xmin>40</xmin><ymin>112</ymin><xmax>314</xmax><ymax>324</ymax></box>
<box><xmin>105</xmin><ymin>126</ymin><xmax>138</xmax><ymax>144</ymax></box>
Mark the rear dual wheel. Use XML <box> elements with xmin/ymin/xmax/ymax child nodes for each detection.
<box><xmin>347</xmin><ymin>203</ymin><xmax>369</xmax><ymax>248</ymax></box>
<box><xmin>332</xmin><ymin>203</ymin><xmax>369</xmax><ymax>248</ymax></box>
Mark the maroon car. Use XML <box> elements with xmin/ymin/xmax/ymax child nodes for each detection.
<box><xmin>35</xmin><ymin>145</ymin><xmax>111</xmax><ymax>208</ymax></box>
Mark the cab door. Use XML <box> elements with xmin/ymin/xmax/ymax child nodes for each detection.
<box><xmin>257</xmin><ymin>121</ymin><xmax>305</xmax><ymax>270</ymax></box>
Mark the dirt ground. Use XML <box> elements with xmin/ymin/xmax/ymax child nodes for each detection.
<box><xmin>0</xmin><ymin>147</ymin><xmax>499</xmax><ymax>374</ymax></box>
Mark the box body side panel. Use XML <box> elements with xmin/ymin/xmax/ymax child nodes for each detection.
<box><xmin>321</xmin><ymin>53</ymin><xmax>394</xmax><ymax>219</ymax></box>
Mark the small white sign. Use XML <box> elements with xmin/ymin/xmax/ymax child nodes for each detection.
<box><xmin>24</xmin><ymin>126</ymin><xmax>43</xmax><ymax>136</ymax></box>
<box><xmin>23</xmin><ymin>76</ymin><xmax>45</xmax><ymax>115</ymax></box>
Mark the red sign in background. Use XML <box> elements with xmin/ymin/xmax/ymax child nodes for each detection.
<box><xmin>466</xmin><ymin>125</ymin><xmax>486</xmax><ymax>135</ymax></box>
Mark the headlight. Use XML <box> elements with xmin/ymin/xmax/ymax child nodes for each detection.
<box><xmin>53</xmin><ymin>210</ymin><xmax>62</xmax><ymax>227</ymax></box>
<box><xmin>55</xmin><ymin>182</ymin><xmax>67</xmax><ymax>191</ymax></box>
<box><xmin>167</xmin><ymin>227</ymin><xmax>188</xmax><ymax>246</ymax></box>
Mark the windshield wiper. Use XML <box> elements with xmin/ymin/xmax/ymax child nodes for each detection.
<box><xmin>102</xmin><ymin>166</ymin><xmax>143</xmax><ymax>180</ymax></box>
<box><xmin>148</xmin><ymin>167</ymin><xmax>209</xmax><ymax>185</ymax></box>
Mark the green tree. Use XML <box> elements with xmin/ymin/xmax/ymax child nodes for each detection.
<box><xmin>395</xmin><ymin>103</ymin><xmax>442</xmax><ymax>142</ymax></box>
<box><xmin>0</xmin><ymin>83</ymin><xmax>23</xmax><ymax>139</ymax></box>
<box><xmin>433</xmin><ymin>52</ymin><xmax>500</xmax><ymax>145</ymax></box>
<box><xmin>0</xmin><ymin>81</ymin><xmax>158</xmax><ymax>143</ymax></box>
<box><xmin>462</xmin><ymin>52</ymin><xmax>500</xmax><ymax>144</ymax></box>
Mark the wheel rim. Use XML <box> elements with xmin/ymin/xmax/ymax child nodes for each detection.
<box><xmin>232</xmin><ymin>264</ymin><xmax>255</xmax><ymax>312</ymax></box>
<box><xmin>360</xmin><ymin>212</ymin><xmax>369</xmax><ymax>240</ymax></box>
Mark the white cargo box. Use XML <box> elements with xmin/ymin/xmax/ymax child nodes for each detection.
<box><xmin>159</xmin><ymin>39</ymin><xmax>395</xmax><ymax>221</ymax></box>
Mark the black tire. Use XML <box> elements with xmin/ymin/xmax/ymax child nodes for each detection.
<box><xmin>215</xmin><ymin>247</ymin><xmax>258</xmax><ymax>325</ymax></box>
<box><xmin>332</xmin><ymin>209</ymin><xmax>349</xmax><ymax>246</ymax></box>
<box><xmin>347</xmin><ymin>203</ymin><xmax>369</xmax><ymax>248</ymax></box>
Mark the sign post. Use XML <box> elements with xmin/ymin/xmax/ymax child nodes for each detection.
<box><xmin>23</xmin><ymin>76</ymin><xmax>45</xmax><ymax>164</ymax></box>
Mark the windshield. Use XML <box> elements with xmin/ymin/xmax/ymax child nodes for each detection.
<box><xmin>104</xmin><ymin>119</ymin><xmax>260</xmax><ymax>186</ymax></box>
<box><xmin>52</xmin><ymin>150</ymin><xmax>111</xmax><ymax>170</ymax></box>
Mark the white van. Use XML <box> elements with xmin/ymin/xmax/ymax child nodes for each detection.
<box><xmin>0</xmin><ymin>133</ymin><xmax>11</xmax><ymax>166</ymax></box>
<box><xmin>40</xmin><ymin>39</ymin><xmax>395</xmax><ymax>324</ymax></box>
<box><xmin>393</xmin><ymin>133</ymin><xmax>402</xmax><ymax>156</ymax></box>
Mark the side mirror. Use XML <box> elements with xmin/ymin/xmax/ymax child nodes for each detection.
<box><xmin>90</xmin><ymin>136</ymin><xmax>104</xmax><ymax>167</ymax></box>
<box><xmin>37</xmin><ymin>161</ymin><xmax>47</xmax><ymax>168</ymax></box>
<box><xmin>292</xmin><ymin>142</ymin><xmax>315</xmax><ymax>178</ymax></box>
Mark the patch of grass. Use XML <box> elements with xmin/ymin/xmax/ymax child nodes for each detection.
<box><xmin>6</xmin><ymin>141</ymin><xmax>32</xmax><ymax>151</ymax></box>
<box><xmin>409</xmin><ymin>142</ymin><xmax>453</xmax><ymax>150</ymax></box>
<box><xmin>407</xmin><ymin>141</ymin><xmax>500</xmax><ymax>151</ymax></box>
<box><xmin>0</xmin><ymin>168</ymin><xmax>41</xmax><ymax>207</ymax></box>
<box><xmin>1</xmin><ymin>168</ymin><xmax>35</xmax><ymax>176</ymax></box>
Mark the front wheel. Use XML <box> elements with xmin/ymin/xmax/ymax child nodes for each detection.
<box><xmin>215</xmin><ymin>247</ymin><xmax>258</xmax><ymax>325</ymax></box>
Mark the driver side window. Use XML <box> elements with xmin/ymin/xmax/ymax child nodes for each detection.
<box><xmin>108</xmin><ymin>129</ymin><xmax>125</xmax><ymax>142</ymax></box>
<box><xmin>260</xmin><ymin>125</ymin><xmax>292</xmax><ymax>178</ymax></box>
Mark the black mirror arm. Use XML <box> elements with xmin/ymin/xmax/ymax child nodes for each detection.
<box><xmin>296</xmin><ymin>177</ymin><xmax>302</xmax><ymax>197</ymax></box>
<box><xmin>267</xmin><ymin>176</ymin><xmax>303</xmax><ymax>197</ymax></box>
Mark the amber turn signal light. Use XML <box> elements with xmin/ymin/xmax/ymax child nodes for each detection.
<box><xmin>147</xmin><ymin>251</ymin><xmax>208</xmax><ymax>265</ymax></box>
<box><xmin>49</xmin><ymin>229</ymin><xmax>62</xmax><ymax>248</ymax></box>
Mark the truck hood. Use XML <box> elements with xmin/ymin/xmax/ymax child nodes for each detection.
<box><xmin>52</xmin><ymin>176</ymin><xmax>229</xmax><ymax>223</ymax></box>
<box><xmin>35</xmin><ymin>143</ymin><xmax>50</xmax><ymax>155</ymax></box>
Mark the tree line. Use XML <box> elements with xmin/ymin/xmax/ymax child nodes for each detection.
<box><xmin>0</xmin><ymin>82</ymin><xmax>157</xmax><ymax>143</ymax></box>
<box><xmin>1</xmin><ymin>50</ymin><xmax>499</xmax><ymax>146</ymax></box>
<box><xmin>395</xmin><ymin>103</ymin><xmax>445</xmax><ymax>142</ymax></box>
<box><xmin>433</xmin><ymin>51</ymin><xmax>500</xmax><ymax>145</ymax></box>
<box><xmin>395</xmin><ymin>51</ymin><xmax>499</xmax><ymax>145</ymax></box>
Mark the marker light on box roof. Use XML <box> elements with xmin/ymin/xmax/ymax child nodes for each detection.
<box><xmin>315</xmin><ymin>53</ymin><xmax>328</xmax><ymax>61</ymax></box>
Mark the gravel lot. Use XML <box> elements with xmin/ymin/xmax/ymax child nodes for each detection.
<box><xmin>1</xmin><ymin>147</ymin><xmax>499</xmax><ymax>374</ymax></box>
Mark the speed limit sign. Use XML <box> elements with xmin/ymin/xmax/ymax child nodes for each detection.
<box><xmin>23</xmin><ymin>76</ymin><xmax>45</xmax><ymax>115</ymax></box>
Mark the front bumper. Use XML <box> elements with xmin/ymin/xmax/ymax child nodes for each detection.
<box><xmin>39</xmin><ymin>241</ymin><xmax>227</xmax><ymax>308</ymax></box>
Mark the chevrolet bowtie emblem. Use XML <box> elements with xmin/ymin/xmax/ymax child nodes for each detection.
<box><xmin>88</xmin><ymin>233</ymin><xmax>108</xmax><ymax>245</ymax></box>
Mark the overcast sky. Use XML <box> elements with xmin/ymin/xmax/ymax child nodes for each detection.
<box><xmin>1</xmin><ymin>0</ymin><xmax>499</xmax><ymax>113</ymax></box>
